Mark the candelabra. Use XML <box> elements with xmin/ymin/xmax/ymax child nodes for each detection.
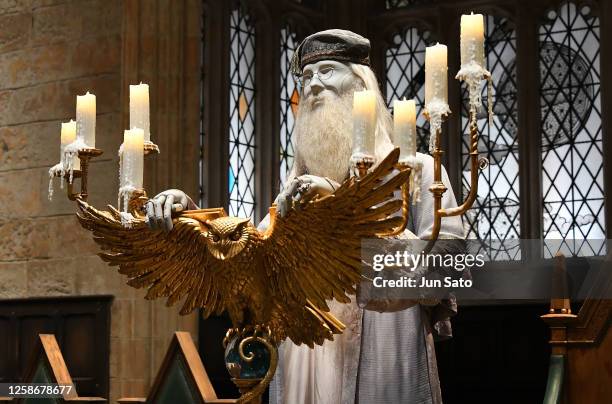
<box><xmin>52</xmin><ymin>58</ymin><xmax>489</xmax><ymax>404</ymax></box>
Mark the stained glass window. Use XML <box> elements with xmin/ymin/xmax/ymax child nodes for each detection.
<box><xmin>385</xmin><ymin>27</ymin><xmax>430</xmax><ymax>153</ymax></box>
<box><xmin>280</xmin><ymin>24</ymin><xmax>299</xmax><ymax>189</ymax></box>
<box><xmin>229</xmin><ymin>6</ymin><xmax>256</xmax><ymax>219</ymax></box>
<box><xmin>539</xmin><ymin>2</ymin><xmax>605</xmax><ymax>256</ymax></box>
<box><xmin>461</xmin><ymin>16</ymin><xmax>520</xmax><ymax>260</ymax></box>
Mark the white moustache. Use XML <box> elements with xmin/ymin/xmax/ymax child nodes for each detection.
<box><xmin>303</xmin><ymin>93</ymin><xmax>330</xmax><ymax>110</ymax></box>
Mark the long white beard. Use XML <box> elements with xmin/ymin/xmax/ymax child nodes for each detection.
<box><xmin>293</xmin><ymin>91</ymin><xmax>354</xmax><ymax>184</ymax></box>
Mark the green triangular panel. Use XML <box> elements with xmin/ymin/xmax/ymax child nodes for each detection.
<box><xmin>30</xmin><ymin>359</ymin><xmax>53</xmax><ymax>383</ymax></box>
<box><xmin>23</xmin><ymin>359</ymin><xmax>60</xmax><ymax>404</ymax></box>
<box><xmin>152</xmin><ymin>354</ymin><xmax>200</xmax><ymax>404</ymax></box>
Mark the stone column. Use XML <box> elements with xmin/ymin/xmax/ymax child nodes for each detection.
<box><xmin>122</xmin><ymin>0</ymin><xmax>202</xmax><ymax>199</ymax></box>
<box><xmin>121</xmin><ymin>0</ymin><xmax>201</xmax><ymax>396</ymax></box>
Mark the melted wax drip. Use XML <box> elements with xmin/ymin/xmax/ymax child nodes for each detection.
<box><xmin>117</xmin><ymin>144</ymin><xmax>137</xmax><ymax>228</ymax></box>
<box><xmin>455</xmin><ymin>62</ymin><xmax>494</xmax><ymax>129</ymax></box>
<box><xmin>400</xmin><ymin>155</ymin><xmax>423</xmax><ymax>204</ymax></box>
<box><xmin>425</xmin><ymin>100</ymin><xmax>451</xmax><ymax>154</ymax></box>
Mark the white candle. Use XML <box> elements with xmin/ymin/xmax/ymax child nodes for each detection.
<box><xmin>460</xmin><ymin>13</ymin><xmax>485</xmax><ymax>68</ymax></box>
<box><xmin>352</xmin><ymin>90</ymin><xmax>377</xmax><ymax>158</ymax></box>
<box><xmin>61</xmin><ymin>120</ymin><xmax>80</xmax><ymax>170</ymax></box>
<box><xmin>120</xmin><ymin>128</ymin><xmax>144</xmax><ymax>190</ymax></box>
<box><xmin>393</xmin><ymin>99</ymin><xmax>417</xmax><ymax>162</ymax></box>
<box><xmin>129</xmin><ymin>83</ymin><xmax>151</xmax><ymax>142</ymax></box>
<box><xmin>76</xmin><ymin>92</ymin><xmax>96</xmax><ymax>148</ymax></box>
<box><xmin>425</xmin><ymin>43</ymin><xmax>448</xmax><ymax>105</ymax></box>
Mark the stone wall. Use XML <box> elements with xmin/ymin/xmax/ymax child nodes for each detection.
<box><xmin>0</xmin><ymin>1</ymin><xmax>198</xmax><ymax>401</ymax></box>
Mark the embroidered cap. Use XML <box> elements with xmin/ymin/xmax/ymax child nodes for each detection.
<box><xmin>290</xmin><ymin>29</ymin><xmax>371</xmax><ymax>76</ymax></box>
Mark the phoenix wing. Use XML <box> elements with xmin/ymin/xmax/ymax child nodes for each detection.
<box><xmin>76</xmin><ymin>202</ymin><xmax>228</xmax><ymax>316</ymax></box>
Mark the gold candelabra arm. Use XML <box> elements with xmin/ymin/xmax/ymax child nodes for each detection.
<box><xmin>387</xmin><ymin>165</ymin><xmax>412</xmax><ymax>236</ymax></box>
<box><xmin>428</xmin><ymin>110</ymin><xmax>485</xmax><ymax>241</ymax></box>
<box><xmin>65</xmin><ymin>171</ymin><xmax>82</xmax><ymax>201</ymax></box>
<box><xmin>51</xmin><ymin>148</ymin><xmax>103</xmax><ymax>202</ymax></box>
<box><xmin>428</xmin><ymin>182</ymin><xmax>446</xmax><ymax>241</ymax></box>
<box><xmin>76</xmin><ymin>148</ymin><xmax>103</xmax><ymax>201</ymax></box>
<box><xmin>437</xmin><ymin>111</ymin><xmax>487</xmax><ymax>218</ymax></box>
<box><xmin>428</xmin><ymin>126</ymin><xmax>447</xmax><ymax>241</ymax></box>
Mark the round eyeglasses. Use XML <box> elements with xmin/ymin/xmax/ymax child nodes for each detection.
<box><xmin>298</xmin><ymin>66</ymin><xmax>335</xmax><ymax>87</ymax></box>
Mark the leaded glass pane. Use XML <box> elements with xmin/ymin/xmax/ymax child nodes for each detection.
<box><xmin>461</xmin><ymin>16</ymin><xmax>520</xmax><ymax>261</ymax></box>
<box><xmin>280</xmin><ymin>25</ymin><xmax>299</xmax><ymax>189</ymax></box>
<box><xmin>539</xmin><ymin>2</ymin><xmax>605</xmax><ymax>257</ymax></box>
<box><xmin>229</xmin><ymin>7</ymin><xmax>256</xmax><ymax>219</ymax></box>
<box><xmin>385</xmin><ymin>27</ymin><xmax>430</xmax><ymax>152</ymax></box>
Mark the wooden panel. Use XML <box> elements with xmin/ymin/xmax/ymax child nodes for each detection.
<box><xmin>63</xmin><ymin>315</ymin><xmax>96</xmax><ymax>394</ymax></box>
<box><xmin>0</xmin><ymin>317</ymin><xmax>9</xmax><ymax>381</ymax></box>
<box><xmin>542</xmin><ymin>265</ymin><xmax>612</xmax><ymax>403</ymax></box>
<box><xmin>0</xmin><ymin>296</ymin><xmax>112</xmax><ymax>399</ymax></box>
<box><xmin>18</xmin><ymin>317</ymin><xmax>56</xmax><ymax>378</ymax></box>
<box><xmin>565</xmin><ymin>324</ymin><xmax>612</xmax><ymax>403</ymax></box>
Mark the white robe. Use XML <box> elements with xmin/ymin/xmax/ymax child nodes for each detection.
<box><xmin>262</xmin><ymin>152</ymin><xmax>465</xmax><ymax>404</ymax></box>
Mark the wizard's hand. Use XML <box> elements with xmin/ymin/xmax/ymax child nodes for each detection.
<box><xmin>145</xmin><ymin>189</ymin><xmax>198</xmax><ymax>232</ymax></box>
<box><xmin>277</xmin><ymin>175</ymin><xmax>340</xmax><ymax>217</ymax></box>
